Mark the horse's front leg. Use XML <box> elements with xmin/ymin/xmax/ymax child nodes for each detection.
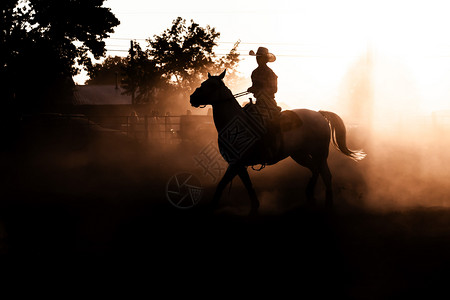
<box><xmin>211</xmin><ymin>164</ymin><xmax>239</xmax><ymax>209</ymax></box>
<box><xmin>237</xmin><ymin>166</ymin><xmax>259</xmax><ymax>215</ymax></box>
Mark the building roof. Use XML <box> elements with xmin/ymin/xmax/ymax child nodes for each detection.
<box><xmin>73</xmin><ymin>85</ymin><xmax>131</xmax><ymax>105</ymax></box>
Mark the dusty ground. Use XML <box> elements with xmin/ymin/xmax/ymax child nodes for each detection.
<box><xmin>1</xmin><ymin>117</ymin><xmax>450</xmax><ymax>297</ymax></box>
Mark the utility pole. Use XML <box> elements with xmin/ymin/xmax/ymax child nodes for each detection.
<box><xmin>130</xmin><ymin>40</ymin><xmax>136</xmax><ymax>105</ymax></box>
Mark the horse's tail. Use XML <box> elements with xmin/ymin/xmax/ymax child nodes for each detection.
<box><xmin>319</xmin><ymin>110</ymin><xmax>366</xmax><ymax>161</ymax></box>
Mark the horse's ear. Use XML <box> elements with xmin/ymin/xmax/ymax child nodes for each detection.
<box><xmin>208</xmin><ymin>72</ymin><xmax>212</xmax><ymax>78</ymax></box>
<box><xmin>218</xmin><ymin>70</ymin><xmax>226</xmax><ymax>80</ymax></box>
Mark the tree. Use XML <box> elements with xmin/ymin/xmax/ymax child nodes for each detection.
<box><xmin>121</xmin><ymin>41</ymin><xmax>163</xmax><ymax>105</ymax></box>
<box><xmin>0</xmin><ymin>0</ymin><xmax>119</xmax><ymax>111</ymax></box>
<box><xmin>1</xmin><ymin>1</ymin><xmax>31</xmax><ymax>108</ymax></box>
<box><xmin>84</xmin><ymin>17</ymin><xmax>243</xmax><ymax>112</ymax></box>
<box><xmin>147</xmin><ymin>17</ymin><xmax>241</xmax><ymax>97</ymax></box>
<box><xmin>86</xmin><ymin>56</ymin><xmax>127</xmax><ymax>86</ymax></box>
<box><xmin>213</xmin><ymin>40</ymin><xmax>243</xmax><ymax>91</ymax></box>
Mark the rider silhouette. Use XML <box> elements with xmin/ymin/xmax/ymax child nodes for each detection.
<box><xmin>247</xmin><ymin>47</ymin><xmax>282</xmax><ymax>162</ymax></box>
<box><xmin>247</xmin><ymin>47</ymin><xmax>281</xmax><ymax>114</ymax></box>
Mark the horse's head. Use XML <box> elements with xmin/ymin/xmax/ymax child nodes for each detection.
<box><xmin>190</xmin><ymin>70</ymin><xmax>232</xmax><ymax>108</ymax></box>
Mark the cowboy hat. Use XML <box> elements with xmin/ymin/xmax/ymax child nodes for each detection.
<box><xmin>249</xmin><ymin>47</ymin><xmax>276</xmax><ymax>62</ymax></box>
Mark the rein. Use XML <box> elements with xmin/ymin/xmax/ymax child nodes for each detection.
<box><xmin>198</xmin><ymin>91</ymin><xmax>249</xmax><ymax>108</ymax></box>
<box><xmin>233</xmin><ymin>91</ymin><xmax>250</xmax><ymax>98</ymax></box>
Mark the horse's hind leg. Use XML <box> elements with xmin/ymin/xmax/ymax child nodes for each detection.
<box><xmin>291</xmin><ymin>153</ymin><xmax>319</xmax><ymax>205</ymax></box>
<box><xmin>318</xmin><ymin>159</ymin><xmax>333</xmax><ymax>207</ymax></box>
<box><xmin>236</xmin><ymin>166</ymin><xmax>259</xmax><ymax>215</ymax></box>
<box><xmin>212</xmin><ymin>164</ymin><xmax>239</xmax><ymax>209</ymax></box>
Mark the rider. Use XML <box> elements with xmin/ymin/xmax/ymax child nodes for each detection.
<box><xmin>247</xmin><ymin>47</ymin><xmax>281</xmax><ymax>114</ymax></box>
<box><xmin>247</xmin><ymin>47</ymin><xmax>282</xmax><ymax>162</ymax></box>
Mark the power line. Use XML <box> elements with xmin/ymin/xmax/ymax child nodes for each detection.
<box><xmin>104</xmin><ymin>43</ymin><xmax>450</xmax><ymax>57</ymax></box>
<box><xmin>107</xmin><ymin>37</ymin><xmax>338</xmax><ymax>47</ymax></box>
<box><xmin>104</xmin><ymin>49</ymin><xmax>450</xmax><ymax>58</ymax></box>
<box><xmin>109</xmin><ymin>37</ymin><xmax>148</xmax><ymax>41</ymax></box>
<box><xmin>104</xmin><ymin>49</ymin><xmax>363</xmax><ymax>58</ymax></box>
<box><xmin>107</xmin><ymin>37</ymin><xmax>450</xmax><ymax>49</ymax></box>
<box><xmin>110</xmin><ymin>10</ymin><xmax>280</xmax><ymax>15</ymax></box>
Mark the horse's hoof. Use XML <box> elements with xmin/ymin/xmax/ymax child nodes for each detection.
<box><xmin>248</xmin><ymin>201</ymin><xmax>259</xmax><ymax>216</ymax></box>
<box><xmin>306</xmin><ymin>197</ymin><xmax>317</xmax><ymax>208</ymax></box>
<box><xmin>208</xmin><ymin>199</ymin><xmax>219</xmax><ymax>212</ymax></box>
<box><xmin>249</xmin><ymin>207</ymin><xmax>258</xmax><ymax>216</ymax></box>
<box><xmin>325</xmin><ymin>201</ymin><xmax>334</xmax><ymax>211</ymax></box>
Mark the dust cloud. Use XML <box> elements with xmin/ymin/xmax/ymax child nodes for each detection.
<box><xmin>2</xmin><ymin>74</ymin><xmax>450</xmax><ymax>298</ymax></box>
<box><xmin>2</xmin><ymin>52</ymin><xmax>450</xmax><ymax>216</ymax></box>
<box><xmin>350</xmin><ymin>52</ymin><xmax>450</xmax><ymax>210</ymax></box>
<box><xmin>3</xmin><ymin>60</ymin><xmax>450</xmax><ymax>300</ymax></box>
<box><xmin>227</xmin><ymin>51</ymin><xmax>450</xmax><ymax>213</ymax></box>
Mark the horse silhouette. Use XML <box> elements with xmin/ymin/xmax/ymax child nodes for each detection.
<box><xmin>190</xmin><ymin>70</ymin><xmax>365</xmax><ymax>214</ymax></box>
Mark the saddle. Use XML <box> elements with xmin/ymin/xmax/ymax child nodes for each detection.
<box><xmin>218</xmin><ymin>103</ymin><xmax>303</xmax><ymax>165</ymax></box>
<box><xmin>261</xmin><ymin>110</ymin><xmax>303</xmax><ymax>164</ymax></box>
<box><xmin>280</xmin><ymin>110</ymin><xmax>303</xmax><ymax>132</ymax></box>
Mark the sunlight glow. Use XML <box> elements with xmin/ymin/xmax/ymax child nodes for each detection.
<box><xmin>366</xmin><ymin>0</ymin><xmax>450</xmax><ymax>114</ymax></box>
<box><xmin>75</xmin><ymin>0</ymin><xmax>450</xmax><ymax>115</ymax></box>
<box><xmin>271</xmin><ymin>0</ymin><xmax>450</xmax><ymax>114</ymax></box>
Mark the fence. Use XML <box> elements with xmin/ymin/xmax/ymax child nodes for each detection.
<box><xmin>20</xmin><ymin>113</ymin><xmax>215</xmax><ymax>144</ymax></box>
<box><xmin>85</xmin><ymin>114</ymin><xmax>184</xmax><ymax>144</ymax></box>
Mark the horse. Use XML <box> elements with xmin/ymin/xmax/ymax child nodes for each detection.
<box><xmin>190</xmin><ymin>70</ymin><xmax>365</xmax><ymax>214</ymax></box>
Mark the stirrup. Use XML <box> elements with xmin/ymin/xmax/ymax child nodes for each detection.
<box><xmin>251</xmin><ymin>164</ymin><xmax>265</xmax><ymax>171</ymax></box>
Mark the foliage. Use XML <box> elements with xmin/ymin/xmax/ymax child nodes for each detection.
<box><xmin>86</xmin><ymin>56</ymin><xmax>127</xmax><ymax>85</ymax></box>
<box><xmin>121</xmin><ymin>41</ymin><xmax>165</xmax><ymax>105</ymax></box>
<box><xmin>88</xmin><ymin>17</ymin><xmax>242</xmax><ymax>110</ymax></box>
<box><xmin>0</xmin><ymin>0</ymin><xmax>119</xmax><ymax>110</ymax></box>
<box><xmin>147</xmin><ymin>17</ymin><xmax>241</xmax><ymax>96</ymax></box>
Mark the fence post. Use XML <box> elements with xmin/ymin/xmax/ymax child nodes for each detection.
<box><xmin>144</xmin><ymin>116</ymin><xmax>148</xmax><ymax>143</ymax></box>
<box><xmin>164</xmin><ymin>116</ymin><xmax>168</xmax><ymax>144</ymax></box>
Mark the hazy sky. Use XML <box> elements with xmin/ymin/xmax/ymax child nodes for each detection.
<box><xmin>75</xmin><ymin>0</ymin><xmax>450</xmax><ymax>113</ymax></box>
